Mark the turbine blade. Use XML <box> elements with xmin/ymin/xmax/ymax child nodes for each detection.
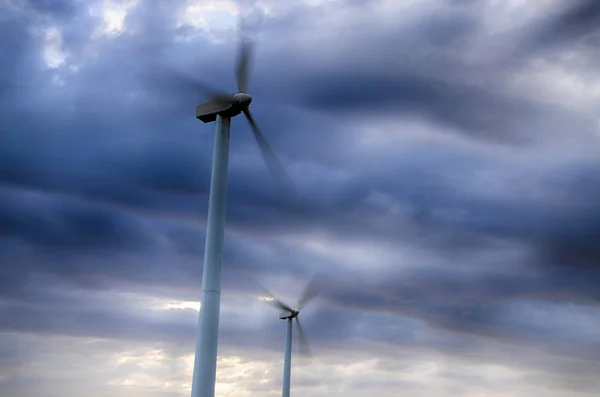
<box><xmin>147</xmin><ymin>64</ymin><xmax>228</xmax><ymax>104</ymax></box>
<box><xmin>297</xmin><ymin>276</ymin><xmax>320</xmax><ymax>311</ymax></box>
<box><xmin>295</xmin><ymin>317</ymin><xmax>313</xmax><ymax>360</ymax></box>
<box><xmin>243</xmin><ymin>108</ymin><xmax>297</xmax><ymax>203</ymax></box>
<box><xmin>235</xmin><ymin>39</ymin><xmax>253</xmax><ymax>93</ymax></box>
<box><xmin>256</xmin><ymin>283</ymin><xmax>294</xmax><ymax>313</ymax></box>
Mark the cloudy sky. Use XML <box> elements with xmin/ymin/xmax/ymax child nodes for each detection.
<box><xmin>2</xmin><ymin>0</ymin><xmax>600</xmax><ymax>396</ymax></box>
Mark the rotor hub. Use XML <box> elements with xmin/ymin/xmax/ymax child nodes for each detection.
<box><xmin>233</xmin><ymin>92</ymin><xmax>252</xmax><ymax>109</ymax></box>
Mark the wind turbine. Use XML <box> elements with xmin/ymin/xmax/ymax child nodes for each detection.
<box><xmin>163</xmin><ymin>20</ymin><xmax>297</xmax><ymax>397</ymax></box>
<box><xmin>261</xmin><ymin>279</ymin><xmax>319</xmax><ymax>397</ymax></box>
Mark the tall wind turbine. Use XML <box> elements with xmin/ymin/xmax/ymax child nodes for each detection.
<box><xmin>167</xmin><ymin>21</ymin><xmax>297</xmax><ymax>397</ymax></box>
<box><xmin>261</xmin><ymin>279</ymin><xmax>319</xmax><ymax>397</ymax></box>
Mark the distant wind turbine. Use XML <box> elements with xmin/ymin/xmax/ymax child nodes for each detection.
<box><xmin>260</xmin><ymin>278</ymin><xmax>319</xmax><ymax>397</ymax></box>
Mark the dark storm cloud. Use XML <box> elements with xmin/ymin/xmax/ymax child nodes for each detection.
<box><xmin>1</xmin><ymin>0</ymin><xmax>593</xmax><ymax>225</ymax></box>
<box><xmin>536</xmin><ymin>0</ymin><xmax>600</xmax><ymax>46</ymax></box>
<box><xmin>327</xmin><ymin>264</ymin><xmax>600</xmax><ymax>326</ymax></box>
<box><xmin>26</xmin><ymin>0</ymin><xmax>78</xmax><ymax>17</ymax></box>
<box><xmin>0</xmin><ymin>2</ymin><xmax>289</xmax><ymax>215</ymax></box>
<box><xmin>1</xmin><ymin>188</ymin><xmax>150</xmax><ymax>251</ymax></box>
<box><xmin>294</xmin><ymin>69</ymin><xmax>598</xmax><ymax>144</ymax></box>
<box><xmin>0</xmin><ymin>9</ymin><xmax>42</xmax><ymax>92</ymax></box>
<box><xmin>2</xmin><ymin>135</ymin><xmax>599</xmax><ymax>321</ymax></box>
<box><xmin>0</xmin><ymin>187</ymin><xmax>314</xmax><ymax>302</ymax></box>
<box><xmin>0</xmin><ymin>121</ymin><xmax>212</xmax><ymax>213</ymax></box>
<box><xmin>445</xmin><ymin>162</ymin><xmax>600</xmax><ymax>273</ymax></box>
<box><xmin>2</xmin><ymin>143</ymin><xmax>599</xmax><ymax>351</ymax></box>
<box><xmin>271</xmin><ymin>5</ymin><xmax>595</xmax><ymax>146</ymax></box>
<box><xmin>532</xmin><ymin>163</ymin><xmax>600</xmax><ymax>271</ymax></box>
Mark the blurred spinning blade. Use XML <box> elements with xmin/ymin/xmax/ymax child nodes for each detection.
<box><xmin>243</xmin><ymin>108</ymin><xmax>298</xmax><ymax>203</ymax></box>
<box><xmin>257</xmin><ymin>283</ymin><xmax>294</xmax><ymax>313</ymax></box>
<box><xmin>297</xmin><ymin>276</ymin><xmax>320</xmax><ymax>310</ymax></box>
<box><xmin>295</xmin><ymin>316</ymin><xmax>313</xmax><ymax>362</ymax></box>
<box><xmin>236</xmin><ymin>40</ymin><xmax>253</xmax><ymax>93</ymax></box>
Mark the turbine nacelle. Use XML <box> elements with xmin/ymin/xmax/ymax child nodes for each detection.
<box><xmin>279</xmin><ymin>309</ymin><xmax>300</xmax><ymax>320</ymax></box>
<box><xmin>195</xmin><ymin>92</ymin><xmax>253</xmax><ymax>122</ymax></box>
